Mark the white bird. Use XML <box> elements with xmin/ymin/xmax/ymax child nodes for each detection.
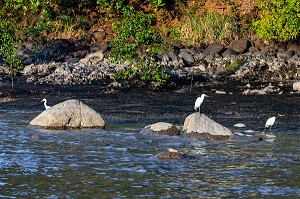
<box><xmin>194</xmin><ymin>94</ymin><xmax>208</xmax><ymax>114</ymax></box>
<box><xmin>41</xmin><ymin>98</ymin><xmax>51</xmax><ymax>110</ymax></box>
<box><xmin>264</xmin><ymin>116</ymin><xmax>276</xmax><ymax>131</ymax></box>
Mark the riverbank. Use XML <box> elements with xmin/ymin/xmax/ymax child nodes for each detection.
<box><xmin>1</xmin><ymin>37</ymin><xmax>300</xmax><ymax>97</ymax></box>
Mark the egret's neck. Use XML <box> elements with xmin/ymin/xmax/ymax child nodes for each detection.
<box><xmin>44</xmin><ymin>101</ymin><xmax>48</xmax><ymax>108</ymax></box>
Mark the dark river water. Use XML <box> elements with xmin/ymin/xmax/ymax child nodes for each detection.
<box><xmin>0</xmin><ymin>88</ymin><xmax>300</xmax><ymax>198</ymax></box>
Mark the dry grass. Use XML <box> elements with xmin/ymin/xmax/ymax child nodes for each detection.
<box><xmin>180</xmin><ymin>11</ymin><xmax>237</xmax><ymax>46</ymax></box>
<box><xmin>46</xmin><ymin>15</ymin><xmax>91</xmax><ymax>39</ymax></box>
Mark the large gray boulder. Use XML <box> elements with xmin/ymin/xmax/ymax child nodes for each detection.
<box><xmin>140</xmin><ymin>122</ymin><xmax>180</xmax><ymax>136</ymax></box>
<box><xmin>29</xmin><ymin>99</ymin><xmax>105</xmax><ymax>129</ymax></box>
<box><xmin>183</xmin><ymin>113</ymin><xmax>232</xmax><ymax>140</ymax></box>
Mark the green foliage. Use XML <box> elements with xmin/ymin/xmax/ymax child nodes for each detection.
<box><xmin>110</xmin><ymin>6</ymin><xmax>162</xmax><ymax>60</ymax></box>
<box><xmin>113</xmin><ymin>60</ymin><xmax>170</xmax><ymax>84</ymax></box>
<box><xmin>0</xmin><ymin>19</ymin><xmax>22</xmax><ymax>87</ymax></box>
<box><xmin>96</xmin><ymin>0</ymin><xmax>127</xmax><ymax>16</ymax></box>
<box><xmin>149</xmin><ymin>0</ymin><xmax>165</xmax><ymax>10</ymax></box>
<box><xmin>169</xmin><ymin>26</ymin><xmax>181</xmax><ymax>42</ymax></box>
<box><xmin>252</xmin><ymin>0</ymin><xmax>300</xmax><ymax>41</ymax></box>
<box><xmin>0</xmin><ymin>0</ymin><xmax>41</xmax><ymax>16</ymax></box>
<box><xmin>225</xmin><ymin>58</ymin><xmax>244</xmax><ymax>72</ymax></box>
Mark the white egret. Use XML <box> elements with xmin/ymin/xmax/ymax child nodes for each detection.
<box><xmin>41</xmin><ymin>98</ymin><xmax>51</xmax><ymax>110</ymax></box>
<box><xmin>264</xmin><ymin>116</ymin><xmax>276</xmax><ymax>131</ymax></box>
<box><xmin>194</xmin><ymin>94</ymin><xmax>208</xmax><ymax>114</ymax></box>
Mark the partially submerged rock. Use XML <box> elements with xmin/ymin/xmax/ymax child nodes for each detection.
<box><xmin>29</xmin><ymin>99</ymin><xmax>105</xmax><ymax>129</ymax></box>
<box><xmin>140</xmin><ymin>122</ymin><xmax>180</xmax><ymax>136</ymax></box>
<box><xmin>155</xmin><ymin>148</ymin><xmax>188</xmax><ymax>159</ymax></box>
<box><xmin>183</xmin><ymin>113</ymin><xmax>232</xmax><ymax>140</ymax></box>
<box><xmin>233</xmin><ymin>123</ymin><xmax>246</xmax><ymax>128</ymax></box>
<box><xmin>229</xmin><ymin>131</ymin><xmax>263</xmax><ymax>142</ymax></box>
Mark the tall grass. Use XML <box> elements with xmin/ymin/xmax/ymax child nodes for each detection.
<box><xmin>48</xmin><ymin>15</ymin><xmax>91</xmax><ymax>39</ymax></box>
<box><xmin>180</xmin><ymin>11</ymin><xmax>236</xmax><ymax>46</ymax></box>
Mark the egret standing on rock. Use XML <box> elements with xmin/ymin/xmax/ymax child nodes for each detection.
<box><xmin>194</xmin><ymin>94</ymin><xmax>208</xmax><ymax>114</ymax></box>
<box><xmin>41</xmin><ymin>98</ymin><xmax>51</xmax><ymax>110</ymax></box>
<box><xmin>264</xmin><ymin>116</ymin><xmax>276</xmax><ymax>131</ymax></box>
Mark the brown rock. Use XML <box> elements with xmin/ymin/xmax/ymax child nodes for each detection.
<box><xmin>92</xmin><ymin>30</ymin><xmax>106</xmax><ymax>42</ymax></box>
<box><xmin>155</xmin><ymin>148</ymin><xmax>188</xmax><ymax>159</ymax></box>
<box><xmin>203</xmin><ymin>43</ymin><xmax>224</xmax><ymax>55</ymax></box>
<box><xmin>253</xmin><ymin>39</ymin><xmax>264</xmax><ymax>50</ymax></box>
<box><xmin>228</xmin><ymin>40</ymin><xmax>249</xmax><ymax>54</ymax></box>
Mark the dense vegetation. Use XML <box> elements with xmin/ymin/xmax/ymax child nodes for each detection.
<box><xmin>0</xmin><ymin>0</ymin><xmax>299</xmax><ymax>86</ymax></box>
<box><xmin>252</xmin><ymin>0</ymin><xmax>300</xmax><ymax>41</ymax></box>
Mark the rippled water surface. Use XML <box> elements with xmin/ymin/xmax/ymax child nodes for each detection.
<box><xmin>1</xmin><ymin>90</ymin><xmax>300</xmax><ymax>198</ymax></box>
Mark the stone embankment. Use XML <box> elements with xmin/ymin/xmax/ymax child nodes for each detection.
<box><xmin>1</xmin><ymin>33</ymin><xmax>300</xmax><ymax>92</ymax></box>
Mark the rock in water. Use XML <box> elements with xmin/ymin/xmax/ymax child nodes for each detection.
<box><xmin>29</xmin><ymin>99</ymin><xmax>105</xmax><ymax>129</ymax></box>
<box><xmin>183</xmin><ymin>113</ymin><xmax>232</xmax><ymax>140</ymax></box>
<box><xmin>140</xmin><ymin>122</ymin><xmax>180</xmax><ymax>136</ymax></box>
<box><xmin>155</xmin><ymin>148</ymin><xmax>188</xmax><ymax>159</ymax></box>
<box><xmin>233</xmin><ymin>123</ymin><xmax>246</xmax><ymax>128</ymax></box>
<box><xmin>229</xmin><ymin>132</ymin><xmax>262</xmax><ymax>142</ymax></box>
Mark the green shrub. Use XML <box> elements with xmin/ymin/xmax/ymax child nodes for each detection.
<box><xmin>225</xmin><ymin>58</ymin><xmax>244</xmax><ymax>72</ymax></box>
<box><xmin>252</xmin><ymin>0</ymin><xmax>300</xmax><ymax>41</ymax></box>
<box><xmin>96</xmin><ymin>0</ymin><xmax>127</xmax><ymax>16</ymax></box>
<box><xmin>113</xmin><ymin>59</ymin><xmax>170</xmax><ymax>84</ymax></box>
<box><xmin>149</xmin><ymin>0</ymin><xmax>165</xmax><ymax>10</ymax></box>
<box><xmin>0</xmin><ymin>19</ymin><xmax>22</xmax><ymax>87</ymax></box>
<box><xmin>110</xmin><ymin>6</ymin><xmax>162</xmax><ymax>61</ymax></box>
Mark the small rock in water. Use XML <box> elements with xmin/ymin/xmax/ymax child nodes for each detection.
<box><xmin>155</xmin><ymin>148</ymin><xmax>188</xmax><ymax>159</ymax></box>
<box><xmin>233</xmin><ymin>123</ymin><xmax>246</xmax><ymax>128</ymax></box>
<box><xmin>31</xmin><ymin>134</ymin><xmax>40</xmax><ymax>140</ymax></box>
<box><xmin>168</xmin><ymin>148</ymin><xmax>178</xmax><ymax>153</ymax></box>
<box><xmin>140</xmin><ymin>122</ymin><xmax>181</xmax><ymax>136</ymax></box>
<box><xmin>229</xmin><ymin>131</ymin><xmax>262</xmax><ymax>142</ymax></box>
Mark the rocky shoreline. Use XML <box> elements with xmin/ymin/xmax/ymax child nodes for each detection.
<box><xmin>1</xmin><ymin>37</ymin><xmax>300</xmax><ymax>95</ymax></box>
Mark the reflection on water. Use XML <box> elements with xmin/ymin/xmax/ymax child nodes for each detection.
<box><xmin>0</xmin><ymin>92</ymin><xmax>300</xmax><ymax>198</ymax></box>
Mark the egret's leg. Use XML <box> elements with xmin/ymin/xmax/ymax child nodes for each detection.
<box><xmin>264</xmin><ymin>127</ymin><xmax>266</xmax><ymax>131</ymax></box>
